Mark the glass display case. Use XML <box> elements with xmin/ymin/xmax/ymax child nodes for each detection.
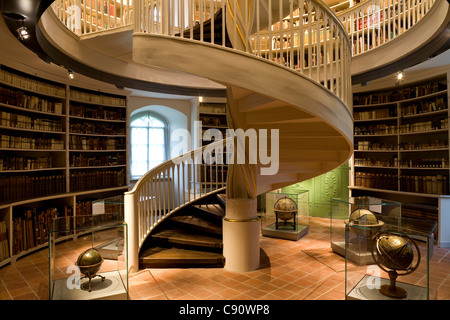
<box><xmin>92</xmin><ymin>195</ymin><xmax>124</xmax><ymax>218</ymax></box>
<box><xmin>345</xmin><ymin>217</ymin><xmax>438</xmax><ymax>300</ymax></box>
<box><xmin>261</xmin><ymin>190</ymin><xmax>309</xmax><ymax>241</ymax></box>
<box><xmin>49</xmin><ymin>213</ymin><xmax>128</xmax><ymax>300</ymax></box>
<box><xmin>331</xmin><ymin>197</ymin><xmax>401</xmax><ymax>265</ymax></box>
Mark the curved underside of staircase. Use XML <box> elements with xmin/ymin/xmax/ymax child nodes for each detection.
<box><xmin>132</xmin><ymin>34</ymin><xmax>354</xmax><ymax>195</ymax></box>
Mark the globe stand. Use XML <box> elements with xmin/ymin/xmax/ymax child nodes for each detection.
<box><xmin>379</xmin><ymin>270</ymin><xmax>407</xmax><ymax>299</ymax></box>
<box><xmin>80</xmin><ymin>273</ymin><xmax>106</xmax><ymax>292</ymax></box>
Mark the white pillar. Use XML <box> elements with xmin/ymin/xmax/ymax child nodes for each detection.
<box><xmin>124</xmin><ymin>191</ymin><xmax>139</xmax><ymax>273</ymax></box>
<box><xmin>223</xmin><ymin>198</ymin><xmax>260</xmax><ymax>272</ymax></box>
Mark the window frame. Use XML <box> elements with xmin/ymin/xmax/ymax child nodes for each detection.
<box><xmin>130</xmin><ymin>111</ymin><xmax>169</xmax><ymax>180</ymax></box>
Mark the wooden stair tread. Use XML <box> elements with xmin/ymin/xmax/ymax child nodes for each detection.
<box><xmin>151</xmin><ymin>228</ymin><xmax>223</xmax><ymax>248</ymax></box>
<box><xmin>193</xmin><ymin>204</ymin><xmax>225</xmax><ymax>220</ymax></box>
<box><xmin>140</xmin><ymin>246</ymin><xmax>224</xmax><ymax>260</ymax></box>
<box><xmin>139</xmin><ymin>247</ymin><xmax>225</xmax><ymax>268</ymax></box>
<box><xmin>171</xmin><ymin>215</ymin><xmax>222</xmax><ymax>234</ymax></box>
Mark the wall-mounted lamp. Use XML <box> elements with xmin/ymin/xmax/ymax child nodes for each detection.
<box><xmin>67</xmin><ymin>69</ymin><xmax>74</xmax><ymax>80</ymax></box>
<box><xmin>396</xmin><ymin>71</ymin><xmax>404</xmax><ymax>81</ymax></box>
<box><xmin>198</xmin><ymin>96</ymin><xmax>203</xmax><ymax>103</ymax></box>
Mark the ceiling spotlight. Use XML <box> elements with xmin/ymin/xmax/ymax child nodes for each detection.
<box><xmin>67</xmin><ymin>70</ymin><xmax>74</xmax><ymax>80</ymax></box>
<box><xmin>17</xmin><ymin>26</ymin><xmax>29</xmax><ymax>40</ymax></box>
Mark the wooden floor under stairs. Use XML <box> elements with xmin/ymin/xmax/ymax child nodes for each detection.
<box><xmin>139</xmin><ymin>192</ymin><xmax>226</xmax><ymax>269</ymax></box>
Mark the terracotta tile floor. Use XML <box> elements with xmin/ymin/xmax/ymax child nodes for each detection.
<box><xmin>0</xmin><ymin>216</ymin><xmax>449</xmax><ymax>300</ymax></box>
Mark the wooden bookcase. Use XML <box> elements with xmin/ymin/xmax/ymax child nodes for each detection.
<box><xmin>0</xmin><ymin>65</ymin><xmax>129</xmax><ymax>267</ymax></box>
<box><xmin>197</xmin><ymin>97</ymin><xmax>228</xmax><ymax>192</ymax></box>
<box><xmin>351</xmin><ymin>74</ymin><xmax>449</xmax><ymax>229</ymax></box>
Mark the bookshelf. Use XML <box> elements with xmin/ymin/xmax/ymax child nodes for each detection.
<box><xmin>351</xmin><ymin>74</ymin><xmax>449</xmax><ymax>228</ymax></box>
<box><xmin>197</xmin><ymin>97</ymin><xmax>228</xmax><ymax>192</ymax></box>
<box><xmin>0</xmin><ymin>65</ymin><xmax>129</xmax><ymax>267</ymax></box>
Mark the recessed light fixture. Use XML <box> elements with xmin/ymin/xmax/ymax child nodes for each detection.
<box><xmin>17</xmin><ymin>26</ymin><xmax>29</xmax><ymax>40</ymax></box>
<box><xmin>67</xmin><ymin>69</ymin><xmax>74</xmax><ymax>80</ymax></box>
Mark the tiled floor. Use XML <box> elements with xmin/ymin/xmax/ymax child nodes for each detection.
<box><xmin>0</xmin><ymin>216</ymin><xmax>449</xmax><ymax>300</ymax></box>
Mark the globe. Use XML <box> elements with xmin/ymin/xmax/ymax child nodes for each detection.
<box><xmin>75</xmin><ymin>248</ymin><xmax>105</xmax><ymax>292</ymax></box>
<box><xmin>371</xmin><ymin>232</ymin><xmax>421</xmax><ymax>299</ymax></box>
<box><xmin>273</xmin><ymin>196</ymin><xmax>297</xmax><ymax>221</ymax></box>
<box><xmin>76</xmin><ymin>248</ymin><xmax>104</xmax><ymax>277</ymax></box>
<box><xmin>349</xmin><ymin>208</ymin><xmax>378</xmax><ymax>226</ymax></box>
<box><xmin>376</xmin><ymin>235</ymin><xmax>414</xmax><ymax>271</ymax></box>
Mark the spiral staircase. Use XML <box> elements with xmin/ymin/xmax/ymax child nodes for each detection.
<box><xmin>1</xmin><ymin>0</ymin><xmax>449</xmax><ymax>272</ymax></box>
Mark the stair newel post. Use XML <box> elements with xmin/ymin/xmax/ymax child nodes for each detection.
<box><xmin>125</xmin><ymin>190</ymin><xmax>139</xmax><ymax>273</ymax></box>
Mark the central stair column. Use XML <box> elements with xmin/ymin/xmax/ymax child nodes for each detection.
<box><xmin>222</xmin><ymin>87</ymin><xmax>261</xmax><ymax>272</ymax></box>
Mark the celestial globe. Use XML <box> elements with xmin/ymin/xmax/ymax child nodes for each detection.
<box><xmin>376</xmin><ymin>235</ymin><xmax>414</xmax><ymax>271</ymax></box>
<box><xmin>273</xmin><ymin>196</ymin><xmax>297</xmax><ymax>221</ymax></box>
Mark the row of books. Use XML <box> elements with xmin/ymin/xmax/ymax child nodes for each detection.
<box><xmin>356</xmin><ymin>139</ymin><xmax>449</xmax><ymax>151</ymax></box>
<box><xmin>199</xmin><ymin>115</ymin><xmax>228</xmax><ymax>128</ymax></box>
<box><xmin>0</xmin><ymin>134</ymin><xmax>64</xmax><ymax>150</ymax></box>
<box><xmin>0</xmin><ymin>220</ymin><xmax>9</xmax><ymax>262</ymax></box>
<box><xmin>355</xmin><ymin>171</ymin><xmax>449</xmax><ymax>194</ymax></box>
<box><xmin>355</xmin><ymin>140</ymin><xmax>396</xmax><ymax>151</ymax></box>
<box><xmin>70</xmin><ymin>104</ymin><xmax>126</xmax><ymax>121</ymax></box>
<box><xmin>402</xmin><ymin>205</ymin><xmax>438</xmax><ymax>222</ymax></box>
<box><xmin>354</xmin><ymin>157</ymin><xmax>398</xmax><ymax>167</ymax></box>
<box><xmin>0</xmin><ymin>174</ymin><xmax>66</xmax><ymax>203</ymax></box>
<box><xmin>0</xmin><ymin>155</ymin><xmax>53</xmax><ymax>171</ymax></box>
<box><xmin>355</xmin><ymin>157</ymin><xmax>449</xmax><ymax>169</ymax></box>
<box><xmin>354</xmin><ymin>124</ymin><xmax>397</xmax><ymax>135</ymax></box>
<box><xmin>0</xmin><ymin>111</ymin><xmax>64</xmax><ymax>132</ymax></box>
<box><xmin>0</xmin><ymin>87</ymin><xmax>64</xmax><ymax>114</ymax></box>
<box><xmin>69</xmin><ymin>136</ymin><xmax>126</xmax><ymax>151</ymax></box>
<box><xmin>69</xmin><ymin>169</ymin><xmax>125</xmax><ymax>192</ymax></box>
<box><xmin>0</xmin><ymin>67</ymin><xmax>66</xmax><ymax>97</ymax></box>
<box><xmin>70</xmin><ymin>121</ymin><xmax>126</xmax><ymax>136</ymax></box>
<box><xmin>199</xmin><ymin>104</ymin><xmax>226</xmax><ymax>114</ymax></box>
<box><xmin>400</xmin><ymin>97</ymin><xmax>447</xmax><ymax>116</ymax></box>
<box><xmin>70</xmin><ymin>89</ymin><xmax>126</xmax><ymax>107</ymax></box>
<box><xmin>400</xmin><ymin>174</ymin><xmax>449</xmax><ymax>195</ymax></box>
<box><xmin>399</xmin><ymin>140</ymin><xmax>449</xmax><ymax>150</ymax></box>
<box><xmin>398</xmin><ymin>119</ymin><xmax>448</xmax><ymax>134</ymax></box>
<box><xmin>354</xmin><ymin>107</ymin><xmax>396</xmax><ymax>120</ymax></box>
<box><xmin>353</xmin><ymin>81</ymin><xmax>447</xmax><ymax>105</ymax></box>
<box><xmin>399</xmin><ymin>158</ymin><xmax>449</xmax><ymax>169</ymax></box>
<box><xmin>12</xmin><ymin>207</ymin><xmax>58</xmax><ymax>255</ymax></box>
<box><xmin>70</xmin><ymin>153</ymin><xmax>126</xmax><ymax>167</ymax></box>
<box><xmin>354</xmin><ymin>172</ymin><xmax>398</xmax><ymax>191</ymax></box>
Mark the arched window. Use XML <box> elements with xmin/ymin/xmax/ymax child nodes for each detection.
<box><xmin>130</xmin><ymin>111</ymin><xmax>168</xmax><ymax>179</ymax></box>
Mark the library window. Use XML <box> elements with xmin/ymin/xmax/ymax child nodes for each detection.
<box><xmin>130</xmin><ymin>112</ymin><xmax>168</xmax><ymax>179</ymax></box>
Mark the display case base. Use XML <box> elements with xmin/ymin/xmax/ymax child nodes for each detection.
<box><xmin>331</xmin><ymin>241</ymin><xmax>374</xmax><ymax>265</ymax></box>
<box><xmin>347</xmin><ymin>274</ymin><xmax>427</xmax><ymax>300</ymax></box>
<box><xmin>262</xmin><ymin>223</ymin><xmax>309</xmax><ymax>241</ymax></box>
<box><xmin>51</xmin><ymin>270</ymin><xmax>128</xmax><ymax>300</ymax></box>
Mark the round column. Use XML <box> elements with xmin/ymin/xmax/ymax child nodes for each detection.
<box><xmin>223</xmin><ymin>198</ymin><xmax>260</xmax><ymax>272</ymax></box>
